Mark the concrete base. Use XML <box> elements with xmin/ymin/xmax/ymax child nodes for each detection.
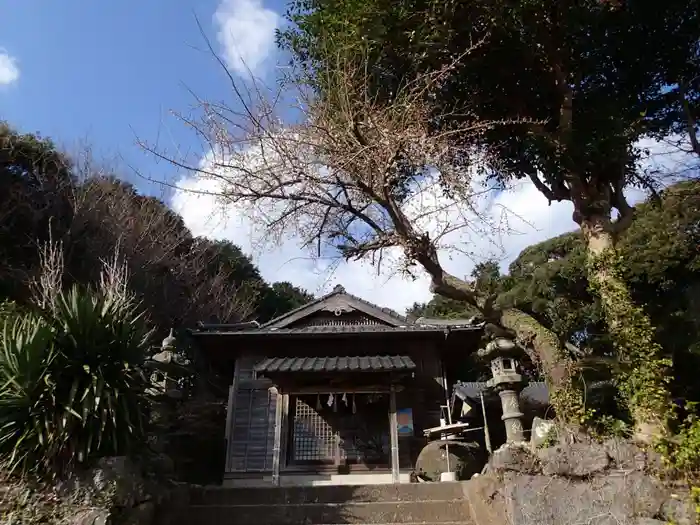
<box><xmin>177</xmin><ymin>482</ymin><xmax>476</xmax><ymax>525</ymax></box>
<box><xmin>223</xmin><ymin>472</ymin><xmax>412</xmax><ymax>487</ymax></box>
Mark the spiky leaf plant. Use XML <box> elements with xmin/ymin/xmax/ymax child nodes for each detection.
<box><xmin>0</xmin><ymin>280</ymin><xmax>154</xmax><ymax>477</ymax></box>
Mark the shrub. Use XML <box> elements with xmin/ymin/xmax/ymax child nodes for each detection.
<box><xmin>657</xmin><ymin>402</ymin><xmax>700</xmax><ymax>480</ymax></box>
<box><xmin>0</xmin><ymin>273</ymin><xmax>154</xmax><ymax>477</ymax></box>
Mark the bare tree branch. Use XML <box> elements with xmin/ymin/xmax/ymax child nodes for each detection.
<box><xmin>141</xmin><ymin>40</ymin><xmax>585</xmax><ymax>421</ymax></box>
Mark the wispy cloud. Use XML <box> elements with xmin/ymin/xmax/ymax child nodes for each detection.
<box><xmin>170</xmin><ymin>154</ymin><xmax>581</xmax><ymax>312</ymax></box>
<box><xmin>171</xmin><ymin>137</ymin><xmax>696</xmax><ymax>312</ymax></box>
<box><xmin>214</xmin><ymin>0</ymin><xmax>280</xmax><ymax>76</ymax></box>
<box><xmin>0</xmin><ymin>49</ymin><xmax>19</xmax><ymax>86</ymax></box>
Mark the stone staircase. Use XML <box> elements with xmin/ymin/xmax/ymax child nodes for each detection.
<box><xmin>169</xmin><ymin>482</ymin><xmax>476</xmax><ymax>525</ymax></box>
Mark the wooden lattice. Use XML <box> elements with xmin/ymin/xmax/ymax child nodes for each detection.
<box><xmin>291</xmin><ymin>395</ymin><xmax>391</xmax><ymax>465</ymax></box>
<box><xmin>292</xmin><ymin>398</ymin><xmax>336</xmax><ymax>462</ymax></box>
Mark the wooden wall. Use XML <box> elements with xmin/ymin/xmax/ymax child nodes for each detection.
<box><xmin>226</xmin><ymin>357</ymin><xmax>278</xmax><ymax>473</ymax></box>
<box><xmin>224</xmin><ymin>344</ymin><xmax>446</xmax><ymax>475</ymax></box>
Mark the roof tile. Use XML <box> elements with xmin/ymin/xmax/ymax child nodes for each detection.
<box><xmin>254</xmin><ymin>355</ymin><xmax>416</xmax><ymax>374</ymax></box>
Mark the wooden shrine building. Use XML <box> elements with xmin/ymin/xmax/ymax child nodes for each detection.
<box><xmin>191</xmin><ymin>285</ymin><xmax>484</xmax><ymax>487</ymax></box>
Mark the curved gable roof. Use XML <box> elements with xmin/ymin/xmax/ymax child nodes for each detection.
<box><xmin>260</xmin><ymin>284</ymin><xmax>407</xmax><ymax>329</ymax></box>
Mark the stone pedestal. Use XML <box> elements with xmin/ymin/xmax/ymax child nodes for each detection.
<box><xmin>498</xmin><ymin>389</ymin><xmax>525</xmax><ymax>443</ymax></box>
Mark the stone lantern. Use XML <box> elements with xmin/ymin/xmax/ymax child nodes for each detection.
<box><xmin>161</xmin><ymin>328</ymin><xmax>177</xmax><ymax>352</ymax></box>
<box><xmin>150</xmin><ymin>328</ymin><xmax>181</xmax><ymax>398</ymax></box>
<box><xmin>478</xmin><ymin>337</ymin><xmax>527</xmax><ymax>443</ymax></box>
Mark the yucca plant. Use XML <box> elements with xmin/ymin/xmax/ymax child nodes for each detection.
<box><xmin>47</xmin><ymin>285</ymin><xmax>154</xmax><ymax>469</ymax></box>
<box><xmin>0</xmin><ymin>312</ymin><xmax>56</xmax><ymax>474</ymax></box>
<box><xmin>0</xmin><ymin>249</ymin><xmax>156</xmax><ymax>477</ymax></box>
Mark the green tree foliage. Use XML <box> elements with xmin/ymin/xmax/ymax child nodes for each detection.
<box><xmin>260</xmin><ymin>281</ymin><xmax>315</xmax><ymax>321</ymax></box>
<box><xmin>0</xmin><ymin>123</ymin><xmax>74</xmax><ymax>300</ymax></box>
<box><xmin>280</xmin><ymin>0</ymin><xmax>699</xmax><ymax>438</ymax></box>
<box><xmin>407</xmin><ymin>263</ymin><xmax>498</xmax><ymax>320</ymax></box>
<box><xmin>281</xmin><ymin>0</ymin><xmax>698</xmax><ymax>192</ymax></box>
<box><xmin>413</xmin><ymin>180</ymin><xmax>700</xmax><ymax>407</ymax></box>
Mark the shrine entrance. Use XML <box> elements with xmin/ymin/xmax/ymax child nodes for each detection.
<box><xmin>191</xmin><ymin>283</ymin><xmax>488</xmax><ymax>486</ymax></box>
<box><xmin>289</xmin><ymin>393</ymin><xmax>391</xmax><ymax>470</ymax></box>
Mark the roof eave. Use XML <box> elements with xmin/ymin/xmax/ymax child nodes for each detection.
<box><xmin>188</xmin><ymin>324</ymin><xmax>483</xmax><ymax>338</ymax></box>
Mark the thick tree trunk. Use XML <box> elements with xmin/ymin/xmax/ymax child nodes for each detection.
<box><xmin>499</xmin><ymin>307</ymin><xmax>586</xmax><ymax>426</ymax></box>
<box><xmin>499</xmin><ymin>308</ymin><xmax>571</xmax><ymax>388</ymax></box>
<box><xmin>580</xmin><ymin>214</ymin><xmax>672</xmax><ymax>443</ymax></box>
<box><xmin>429</xmin><ymin>270</ymin><xmax>586</xmax><ymax>426</ymax></box>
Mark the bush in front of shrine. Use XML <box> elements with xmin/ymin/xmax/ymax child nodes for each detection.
<box><xmin>0</xmin><ymin>253</ymin><xmax>155</xmax><ymax>478</ymax></box>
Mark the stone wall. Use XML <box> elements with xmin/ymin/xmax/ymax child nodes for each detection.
<box><xmin>464</xmin><ymin>431</ymin><xmax>697</xmax><ymax>525</ymax></box>
<box><xmin>0</xmin><ymin>457</ymin><xmax>180</xmax><ymax>525</ymax></box>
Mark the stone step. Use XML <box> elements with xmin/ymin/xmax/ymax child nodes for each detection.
<box><xmin>190</xmin><ymin>482</ymin><xmax>469</xmax><ymax>506</ymax></box>
<box><xmin>175</xmin><ymin>500</ymin><xmax>474</xmax><ymax>525</ymax></box>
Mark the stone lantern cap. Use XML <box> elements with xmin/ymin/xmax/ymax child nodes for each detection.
<box><xmin>151</xmin><ymin>328</ymin><xmax>180</xmax><ymax>365</ymax></box>
<box><xmin>478</xmin><ymin>337</ymin><xmax>527</xmax><ymax>390</ymax></box>
<box><xmin>477</xmin><ymin>337</ymin><xmax>523</xmax><ymax>359</ymax></box>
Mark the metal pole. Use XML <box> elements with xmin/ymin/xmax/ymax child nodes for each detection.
<box><xmin>480</xmin><ymin>391</ymin><xmax>492</xmax><ymax>455</ymax></box>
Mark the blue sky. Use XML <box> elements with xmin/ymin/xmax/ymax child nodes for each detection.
<box><xmin>0</xmin><ymin>0</ymin><xmax>288</xmax><ymax>193</ymax></box>
<box><xmin>0</xmin><ymin>1</ymin><xmax>693</xmax><ymax>310</ymax></box>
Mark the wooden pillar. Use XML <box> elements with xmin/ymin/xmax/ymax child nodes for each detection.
<box><xmin>271</xmin><ymin>387</ymin><xmax>284</xmax><ymax>486</ymax></box>
<box><xmin>281</xmin><ymin>394</ymin><xmax>289</xmax><ymax>471</ymax></box>
<box><xmin>224</xmin><ymin>359</ymin><xmax>239</xmax><ymax>474</ymax></box>
<box><xmin>389</xmin><ymin>385</ymin><xmax>400</xmax><ymax>483</ymax></box>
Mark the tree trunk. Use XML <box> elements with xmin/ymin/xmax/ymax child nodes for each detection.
<box><xmin>429</xmin><ymin>270</ymin><xmax>587</xmax><ymax>426</ymax></box>
<box><xmin>580</xmin><ymin>214</ymin><xmax>672</xmax><ymax>443</ymax></box>
<box><xmin>498</xmin><ymin>308</ymin><xmax>586</xmax><ymax>427</ymax></box>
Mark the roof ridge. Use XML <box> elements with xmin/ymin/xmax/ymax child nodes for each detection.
<box><xmin>258</xmin><ymin>286</ymin><xmax>341</xmax><ymax>328</ymax></box>
<box><xmin>338</xmin><ymin>289</ymin><xmax>407</xmax><ymax>323</ymax></box>
<box><xmin>258</xmin><ymin>284</ymin><xmax>407</xmax><ymax>329</ymax></box>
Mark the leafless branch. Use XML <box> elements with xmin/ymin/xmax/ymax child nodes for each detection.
<box><xmin>30</xmin><ymin>234</ymin><xmax>64</xmax><ymax>312</ymax></box>
<box><xmin>138</xmin><ymin>31</ymin><xmax>586</xmax><ymax>416</ymax></box>
<box><xmin>145</xmin><ymin>44</ymin><xmax>550</xmax><ymax>311</ymax></box>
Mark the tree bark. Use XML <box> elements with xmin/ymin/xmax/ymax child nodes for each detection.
<box><xmin>579</xmin><ymin>214</ymin><xmax>672</xmax><ymax>443</ymax></box>
<box><xmin>427</xmin><ymin>268</ymin><xmax>586</xmax><ymax>425</ymax></box>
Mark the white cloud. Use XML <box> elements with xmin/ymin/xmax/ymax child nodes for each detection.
<box><xmin>170</xmin><ymin>138</ymin><xmax>696</xmax><ymax>314</ymax></box>
<box><xmin>171</xmin><ymin>171</ymin><xmax>435</xmax><ymax>311</ymax></box>
<box><xmin>171</xmin><ymin>170</ymin><xmax>577</xmax><ymax>314</ymax></box>
<box><xmin>0</xmin><ymin>50</ymin><xmax>19</xmax><ymax>86</ymax></box>
<box><xmin>214</xmin><ymin>0</ymin><xmax>280</xmax><ymax>76</ymax></box>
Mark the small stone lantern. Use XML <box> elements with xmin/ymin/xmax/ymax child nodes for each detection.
<box><xmin>161</xmin><ymin>328</ymin><xmax>177</xmax><ymax>352</ymax></box>
<box><xmin>478</xmin><ymin>337</ymin><xmax>527</xmax><ymax>443</ymax></box>
<box><xmin>150</xmin><ymin>328</ymin><xmax>181</xmax><ymax>398</ymax></box>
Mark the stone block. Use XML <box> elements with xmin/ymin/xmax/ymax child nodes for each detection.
<box><xmin>504</xmin><ymin>471</ymin><xmax>667</xmax><ymax>525</ymax></box>
<box><xmin>603</xmin><ymin>438</ymin><xmax>646</xmax><ymax>471</ymax></box>
<box><xmin>122</xmin><ymin>501</ymin><xmax>156</xmax><ymax>525</ymax></box>
<box><xmin>537</xmin><ymin>441</ymin><xmax>610</xmax><ymax>476</ymax></box>
<box><xmin>69</xmin><ymin>509</ymin><xmax>110</xmax><ymax>525</ymax></box>
<box><xmin>530</xmin><ymin>417</ymin><xmax>556</xmax><ymax>448</ymax></box>
<box><xmin>659</xmin><ymin>491</ymin><xmax>699</xmax><ymax>525</ymax></box>
<box><xmin>489</xmin><ymin>444</ymin><xmax>540</xmax><ymax>474</ymax></box>
<box><xmin>415</xmin><ymin>440</ymin><xmax>486</xmax><ymax>481</ymax></box>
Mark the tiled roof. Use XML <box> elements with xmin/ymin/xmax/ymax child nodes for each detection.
<box><xmin>194</xmin><ymin>323</ymin><xmax>483</xmax><ymax>336</ymax></box>
<box><xmin>253</xmin><ymin>355</ymin><xmax>416</xmax><ymax>374</ymax></box>
<box><xmin>261</xmin><ymin>325</ymin><xmax>412</xmax><ymax>334</ymax></box>
<box><xmin>190</xmin><ymin>284</ymin><xmax>486</xmax><ymax>337</ymax></box>
<box><xmin>414</xmin><ymin>317</ymin><xmax>482</xmax><ymax>327</ymax></box>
